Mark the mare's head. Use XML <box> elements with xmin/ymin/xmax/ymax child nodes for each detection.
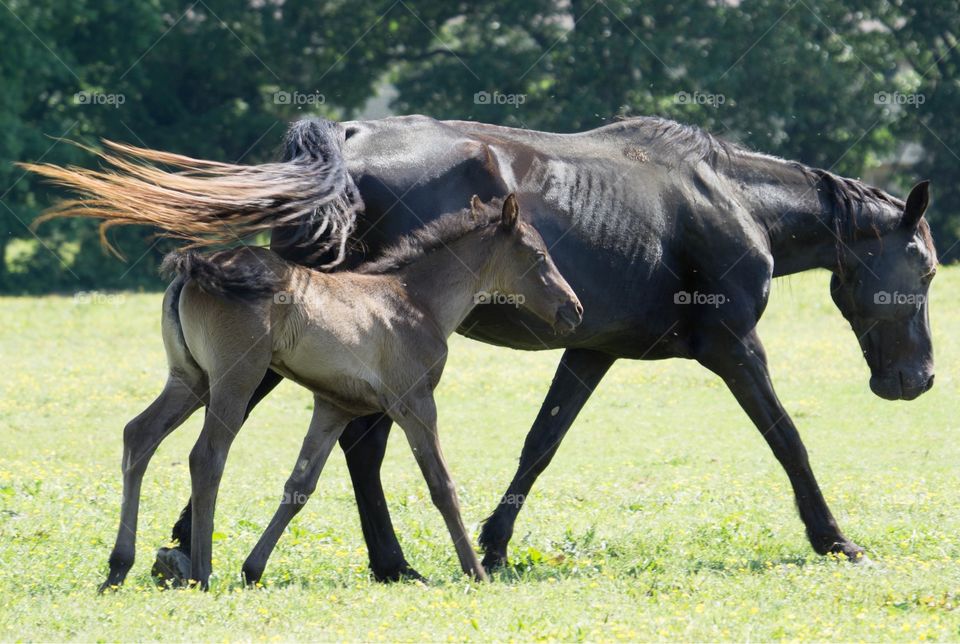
<box><xmin>830</xmin><ymin>181</ymin><xmax>937</xmax><ymax>400</ymax></box>
<box><xmin>479</xmin><ymin>194</ymin><xmax>583</xmax><ymax>335</ymax></box>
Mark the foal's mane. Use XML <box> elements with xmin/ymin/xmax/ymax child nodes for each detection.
<box><xmin>355</xmin><ymin>201</ymin><xmax>505</xmax><ymax>275</ymax></box>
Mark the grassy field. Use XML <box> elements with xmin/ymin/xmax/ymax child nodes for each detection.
<box><xmin>1</xmin><ymin>267</ymin><xmax>959</xmax><ymax>641</ymax></box>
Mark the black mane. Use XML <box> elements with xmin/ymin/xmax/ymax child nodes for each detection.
<box><xmin>617</xmin><ymin>115</ymin><xmax>935</xmax><ymax>260</ymax></box>
<box><xmin>355</xmin><ymin>201</ymin><xmax>504</xmax><ymax>275</ymax></box>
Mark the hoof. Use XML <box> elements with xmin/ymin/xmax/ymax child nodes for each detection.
<box><xmin>820</xmin><ymin>539</ymin><xmax>867</xmax><ymax>563</ymax></box>
<box><xmin>371</xmin><ymin>562</ymin><xmax>426</xmax><ymax>584</ymax></box>
<box><xmin>152</xmin><ymin>547</ymin><xmax>190</xmax><ymax>588</ymax></box>
<box><xmin>481</xmin><ymin>550</ymin><xmax>508</xmax><ymax>574</ymax></box>
<box><xmin>241</xmin><ymin>564</ymin><xmax>264</xmax><ymax>588</ymax></box>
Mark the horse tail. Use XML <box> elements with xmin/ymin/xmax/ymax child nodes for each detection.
<box><xmin>160</xmin><ymin>249</ymin><xmax>283</xmax><ymax>301</ymax></box>
<box><xmin>21</xmin><ymin>118</ymin><xmax>362</xmax><ymax>269</ymax></box>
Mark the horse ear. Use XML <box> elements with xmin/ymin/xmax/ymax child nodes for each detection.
<box><xmin>500</xmin><ymin>193</ymin><xmax>519</xmax><ymax>230</ymax></box>
<box><xmin>902</xmin><ymin>180</ymin><xmax>930</xmax><ymax>229</ymax></box>
<box><xmin>470</xmin><ymin>194</ymin><xmax>483</xmax><ymax>218</ymax></box>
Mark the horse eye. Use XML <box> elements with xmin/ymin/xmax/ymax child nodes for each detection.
<box><xmin>536</xmin><ymin>252</ymin><xmax>547</xmax><ymax>263</ymax></box>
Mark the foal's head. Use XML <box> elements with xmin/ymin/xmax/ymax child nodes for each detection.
<box><xmin>478</xmin><ymin>194</ymin><xmax>583</xmax><ymax>335</ymax></box>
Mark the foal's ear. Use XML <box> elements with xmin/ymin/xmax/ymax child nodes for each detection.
<box><xmin>470</xmin><ymin>194</ymin><xmax>483</xmax><ymax>219</ymax></box>
<box><xmin>901</xmin><ymin>180</ymin><xmax>930</xmax><ymax>229</ymax></box>
<box><xmin>500</xmin><ymin>193</ymin><xmax>519</xmax><ymax>231</ymax></box>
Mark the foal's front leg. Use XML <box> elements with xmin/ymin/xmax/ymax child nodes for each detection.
<box><xmin>392</xmin><ymin>392</ymin><xmax>487</xmax><ymax>581</ymax></box>
<box><xmin>242</xmin><ymin>399</ymin><xmax>352</xmax><ymax>585</ymax></box>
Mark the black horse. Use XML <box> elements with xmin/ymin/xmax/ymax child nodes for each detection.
<box><xmin>31</xmin><ymin>114</ymin><xmax>937</xmax><ymax>584</ymax></box>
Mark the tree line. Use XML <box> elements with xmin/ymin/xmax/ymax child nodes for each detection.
<box><xmin>1</xmin><ymin>0</ymin><xmax>956</xmax><ymax>293</ymax></box>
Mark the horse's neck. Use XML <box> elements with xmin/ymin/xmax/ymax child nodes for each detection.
<box><xmin>396</xmin><ymin>235</ymin><xmax>493</xmax><ymax>337</ymax></box>
<box><xmin>730</xmin><ymin>158</ymin><xmax>900</xmax><ymax>276</ymax></box>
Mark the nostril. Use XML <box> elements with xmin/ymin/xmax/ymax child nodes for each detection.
<box><xmin>926</xmin><ymin>374</ymin><xmax>935</xmax><ymax>390</ymax></box>
<box><xmin>575</xmin><ymin>301</ymin><xmax>584</xmax><ymax>316</ymax></box>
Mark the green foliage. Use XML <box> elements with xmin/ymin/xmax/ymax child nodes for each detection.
<box><xmin>1</xmin><ymin>269</ymin><xmax>959</xmax><ymax>639</ymax></box>
<box><xmin>2</xmin><ymin>0</ymin><xmax>958</xmax><ymax>293</ymax></box>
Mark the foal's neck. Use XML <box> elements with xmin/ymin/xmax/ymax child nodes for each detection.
<box><xmin>730</xmin><ymin>156</ymin><xmax>902</xmax><ymax>276</ymax></box>
<box><xmin>395</xmin><ymin>230</ymin><xmax>498</xmax><ymax>337</ymax></box>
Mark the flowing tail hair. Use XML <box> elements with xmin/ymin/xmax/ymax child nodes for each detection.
<box><xmin>20</xmin><ymin>118</ymin><xmax>362</xmax><ymax>269</ymax></box>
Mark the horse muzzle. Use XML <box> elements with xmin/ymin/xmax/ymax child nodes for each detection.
<box><xmin>870</xmin><ymin>371</ymin><xmax>935</xmax><ymax>401</ymax></box>
<box><xmin>553</xmin><ymin>301</ymin><xmax>583</xmax><ymax>335</ymax></box>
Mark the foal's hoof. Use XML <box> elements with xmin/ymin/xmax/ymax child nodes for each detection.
<box><xmin>151</xmin><ymin>547</ymin><xmax>191</xmax><ymax>588</ymax></box>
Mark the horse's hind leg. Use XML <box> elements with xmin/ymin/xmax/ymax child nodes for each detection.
<box><xmin>99</xmin><ymin>375</ymin><xmax>202</xmax><ymax>592</ymax></box>
<box><xmin>153</xmin><ymin>369</ymin><xmax>284</xmax><ymax>586</ymax></box>
<box><xmin>339</xmin><ymin>414</ymin><xmax>423</xmax><ymax>582</ymax></box>
<box><xmin>242</xmin><ymin>398</ymin><xmax>351</xmax><ymax>585</ymax></box>
<box><xmin>479</xmin><ymin>349</ymin><xmax>614</xmax><ymax>571</ymax></box>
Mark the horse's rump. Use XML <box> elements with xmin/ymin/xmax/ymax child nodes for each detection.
<box><xmin>161</xmin><ymin>248</ymin><xmax>284</xmax><ymax>301</ymax></box>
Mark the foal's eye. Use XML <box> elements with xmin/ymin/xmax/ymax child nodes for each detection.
<box><xmin>535</xmin><ymin>252</ymin><xmax>547</xmax><ymax>263</ymax></box>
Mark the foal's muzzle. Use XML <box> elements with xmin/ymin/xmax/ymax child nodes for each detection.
<box><xmin>554</xmin><ymin>301</ymin><xmax>583</xmax><ymax>335</ymax></box>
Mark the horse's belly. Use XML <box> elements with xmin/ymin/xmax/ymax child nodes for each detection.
<box><xmin>272</xmin><ymin>338</ymin><xmax>382</xmax><ymax>415</ymax></box>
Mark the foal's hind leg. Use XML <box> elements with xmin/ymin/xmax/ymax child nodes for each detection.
<box><xmin>153</xmin><ymin>369</ymin><xmax>284</xmax><ymax>586</ymax></box>
<box><xmin>99</xmin><ymin>375</ymin><xmax>203</xmax><ymax>592</ymax></box>
<box><xmin>188</xmin><ymin>360</ymin><xmax>270</xmax><ymax>589</ymax></box>
<box><xmin>242</xmin><ymin>398</ymin><xmax>352</xmax><ymax>585</ymax></box>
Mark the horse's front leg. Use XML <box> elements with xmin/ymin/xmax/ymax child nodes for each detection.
<box><xmin>698</xmin><ymin>328</ymin><xmax>865</xmax><ymax>560</ymax></box>
<box><xmin>339</xmin><ymin>414</ymin><xmax>423</xmax><ymax>581</ymax></box>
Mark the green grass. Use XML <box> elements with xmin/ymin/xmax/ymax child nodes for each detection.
<box><xmin>1</xmin><ymin>268</ymin><xmax>959</xmax><ymax>641</ymax></box>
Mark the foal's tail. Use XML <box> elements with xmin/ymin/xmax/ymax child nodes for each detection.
<box><xmin>21</xmin><ymin>118</ymin><xmax>362</xmax><ymax>268</ymax></box>
<box><xmin>161</xmin><ymin>249</ymin><xmax>283</xmax><ymax>301</ymax></box>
